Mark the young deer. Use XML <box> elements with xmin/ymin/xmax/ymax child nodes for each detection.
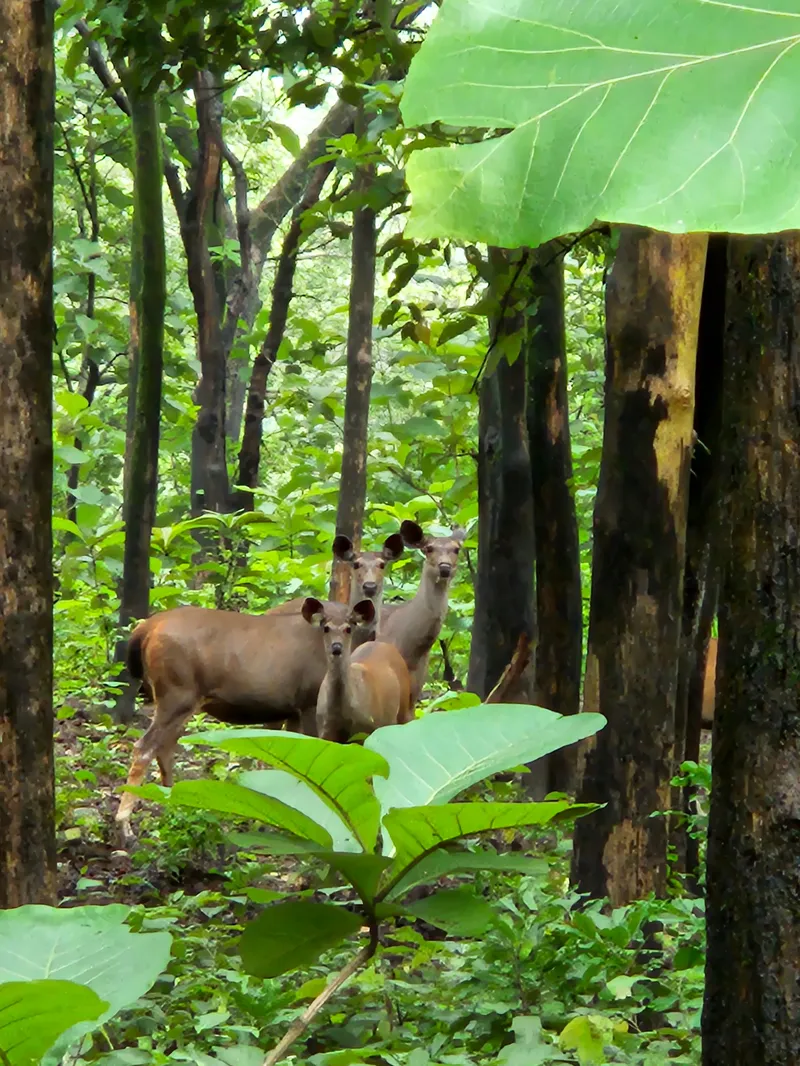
<box><xmin>269</xmin><ymin>531</ymin><xmax>403</xmax><ymax>650</ymax></box>
<box><xmin>115</xmin><ymin>533</ymin><xmax>403</xmax><ymax>839</ymax></box>
<box><xmin>301</xmin><ymin>597</ymin><xmax>413</xmax><ymax>741</ymax></box>
<box><xmin>378</xmin><ymin>520</ymin><xmax>466</xmax><ymax>705</ymax></box>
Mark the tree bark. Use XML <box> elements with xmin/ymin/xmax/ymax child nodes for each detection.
<box><xmin>571</xmin><ymin>227</ymin><xmax>707</xmax><ymax>905</ymax></box>
<box><xmin>674</xmin><ymin>234</ymin><xmax>727</xmax><ymax>881</ymax></box>
<box><xmin>117</xmin><ymin>84</ymin><xmax>165</xmax><ymax>715</ymax></box>
<box><xmin>236</xmin><ymin>160</ymin><xmax>334</xmax><ymax>511</ymax></box>
<box><xmin>0</xmin><ymin>0</ymin><xmax>57</xmax><ymax>907</ymax></box>
<box><xmin>468</xmin><ymin>250</ymin><xmax>536</xmax><ymax>709</ymax></box>
<box><xmin>526</xmin><ymin>241</ymin><xmax>583</xmax><ymax>794</ymax></box>
<box><xmin>702</xmin><ymin>234</ymin><xmax>800</xmax><ymax>1065</ymax></box>
<box><xmin>329</xmin><ymin>162</ymin><xmax>377</xmax><ymax>603</ymax></box>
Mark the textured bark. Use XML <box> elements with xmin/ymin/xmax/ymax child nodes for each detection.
<box><xmin>0</xmin><ymin>0</ymin><xmax>57</xmax><ymax>907</ymax></box>
<box><xmin>236</xmin><ymin>160</ymin><xmax>333</xmax><ymax>511</ymax></box>
<box><xmin>526</xmin><ymin>241</ymin><xmax>583</xmax><ymax>794</ymax></box>
<box><xmin>674</xmin><ymin>235</ymin><xmax>726</xmax><ymax>881</ymax></box>
<box><xmin>703</xmin><ymin>235</ymin><xmax>800</xmax><ymax>1066</ymax></box>
<box><xmin>468</xmin><ymin>250</ymin><xmax>536</xmax><ymax>707</ymax></box>
<box><xmin>329</xmin><ymin>162</ymin><xmax>376</xmax><ymax>604</ymax></box>
<box><xmin>572</xmin><ymin>227</ymin><xmax>707</xmax><ymax>905</ymax></box>
<box><xmin>186</xmin><ymin>72</ymin><xmax>228</xmax><ymax>515</ymax></box>
<box><xmin>118</xmin><ymin>87</ymin><xmax>165</xmax><ymax>640</ymax></box>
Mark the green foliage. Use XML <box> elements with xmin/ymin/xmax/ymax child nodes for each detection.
<box><xmin>402</xmin><ymin>0</ymin><xmax>800</xmax><ymax>245</ymax></box>
<box><xmin>0</xmin><ymin>906</ymin><xmax>171</xmax><ymax>1063</ymax></box>
<box><xmin>0</xmin><ymin>982</ymin><xmax>107</xmax><ymax>1066</ymax></box>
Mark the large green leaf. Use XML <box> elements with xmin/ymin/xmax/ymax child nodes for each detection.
<box><xmin>384</xmin><ymin>848</ymin><xmax>549</xmax><ymax>901</ymax></box>
<box><xmin>404</xmin><ymin>888</ymin><xmax>496</xmax><ymax>937</ymax></box>
<box><xmin>381</xmin><ymin>801</ymin><xmax>588</xmax><ymax>888</ymax></box>
<box><xmin>190</xmin><ymin>729</ymin><xmax>388</xmax><ymax>851</ymax></box>
<box><xmin>127</xmin><ymin>779</ymin><xmax>333</xmax><ymax>849</ymax></box>
<box><xmin>365</xmin><ymin>704</ymin><xmax>604</xmax><ymax>815</ymax></box>
<box><xmin>0</xmin><ymin>905</ymin><xmax>171</xmax><ymax>1062</ymax></box>
<box><xmin>402</xmin><ymin>0</ymin><xmax>800</xmax><ymax>246</ymax></box>
<box><xmin>315</xmin><ymin>852</ymin><xmax>394</xmax><ymax>904</ymax></box>
<box><xmin>239</xmin><ymin>901</ymin><xmax>363</xmax><ymax>978</ymax></box>
<box><xmin>237</xmin><ymin>770</ymin><xmax>358</xmax><ymax>853</ymax></box>
<box><xmin>0</xmin><ymin>981</ymin><xmax>107</xmax><ymax>1066</ymax></box>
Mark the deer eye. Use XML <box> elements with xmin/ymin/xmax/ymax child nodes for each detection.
<box><xmin>353</xmin><ymin>562</ymin><xmax>361</xmax><ymax>569</ymax></box>
<box><xmin>425</xmin><ymin>545</ymin><xmax>433</xmax><ymax>554</ymax></box>
<box><xmin>344</xmin><ymin>626</ymin><xmax>352</xmax><ymax>634</ymax></box>
<box><xmin>378</xmin><ymin>561</ymin><xmax>385</xmax><ymax>569</ymax></box>
<box><xmin>323</xmin><ymin>625</ymin><xmax>330</xmax><ymax>633</ymax></box>
<box><xmin>453</xmin><ymin>546</ymin><xmax>460</xmax><ymax>554</ymax></box>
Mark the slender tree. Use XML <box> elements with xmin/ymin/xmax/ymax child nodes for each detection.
<box><xmin>526</xmin><ymin>240</ymin><xmax>583</xmax><ymax>793</ymax></box>
<box><xmin>703</xmin><ymin>234</ymin><xmax>800</xmax><ymax>1064</ymax></box>
<box><xmin>572</xmin><ymin>227</ymin><xmax>707</xmax><ymax>904</ymax></box>
<box><xmin>0</xmin><ymin>0</ymin><xmax>57</xmax><ymax>907</ymax></box>
<box><xmin>329</xmin><ymin>151</ymin><xmax>377</xmax><ymax>603</ymax></box>
<box><xmin>468</xmin><ymin>250</ymin><xmax>536</xmax><ymax>714</ymax></box>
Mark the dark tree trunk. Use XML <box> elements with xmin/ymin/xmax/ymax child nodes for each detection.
<box><xmin>702</xmin><ymin>234</ymin><xmax>800</xmax><ymax>1065</ymax></box>
<box><xmin>329</xmin><ymin>162</ymin><xmax>377</xmax><ymax>603</ymax></box>
<box><xmin>236</xmin><ymin>160</ymin><xmax>333</xmax><ymax>511</ymax></box>
<box><xmin>186</xmin><ymin>73</ymin><xmax>228</xmax><ymax>515</ymax></box>
<box><xmin>0</xmin><ymin>0</ymin><xmax>57</xmax><ymax>907</ymax></box>
<box><xmin>526</xmin><ymin>240</ymin><xmax>583</xmax><ymax>794</ymax></box>
<box><xmin>572</xmin><ymin>227</ymin><xmax>707</xmax><ymax>905</ymax></box>
<box><xmin>66</xmin><ymin>157</ymin><xmax>99</xmax><ymax>526</ymax></box>
<box><xmin>115</xmin><ymin>84</ymin><xmax>165</xmax><ymax>722</ymax></box>
<box><xmin>674</xmin><ymin>235</ymin><xmax>727</xmax><ymax>882</ymax></box>
<box><xmin>468</xmin><ymin>250</ymin><xmax>536</xmax><ymax>711</ymax></box>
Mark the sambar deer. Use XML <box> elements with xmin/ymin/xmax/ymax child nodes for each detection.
<box><xmin>701</xmin><ymin>635</ymin><xmax>717</xmax><ymax>728</ymax></box>
<box><xmin>301</xmin><ymin>597</ymin><xmax>413</xmax><ymax>741</ymax></box>
<box><xmin>378</xmin><ymin>520</ymin><xmax>466</xmax><ymax>705</ymax></box>
<box><xmin>115</xmin><ymin>532</ymin><xmax>403</xmax><ymax>839</ymax></box>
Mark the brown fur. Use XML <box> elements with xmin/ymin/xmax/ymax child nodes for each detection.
<box><xmin>702</xmin><ymin>635</ymin><xmax>717</xmax><ymax>728</ymax></box>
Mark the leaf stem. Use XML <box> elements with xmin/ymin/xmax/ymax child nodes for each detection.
<box><xmin>261</xmin><ymin>922</ymin><xmax>380</xmax><ymax>1066</ymax></box>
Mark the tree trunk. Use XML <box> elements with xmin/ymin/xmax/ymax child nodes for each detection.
<box><xmin>0</xmin><ymin>0</ymin><xmax>57</xmax><ymax>907</ymax></box>
<box><xmin>236</xmin><ymin>160</ymin><xmax>333</xmax><ymax>511</ymax></box>
<box><xmin>702</xmin><ymin>234</ymin><xmax>800</xmax><ymax>1065</ymax></box>
<box><xmin>572</xmin><ymin>227</ymin><xmax>707</xmax><ymax>905</ymax></box>
<box><xmin>468</xmin><ymin>250</ymin><xmax>536</xmax><ymax>715</ymax></box>
<box><xmin>115</xmin><ymin>84</ymin><xmax>165</xmax><ymax>722</ymax></box>
<box><xmin>674</xmin><ymin>235</ymin><xmax>727</xmax><ymax>882</ymax></box>
<box><xmin>526</xmin><ymin>241</ymin><xmax>583</xmax><ymax>794</ymax></box>
<box><xmin>329</xmin><ymin>162</ymin><xmax>377</xmax><ymax>603</ymax></box>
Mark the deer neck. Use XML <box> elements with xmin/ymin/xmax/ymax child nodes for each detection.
<box><xmin>414</xmin><ymin>567</ymin><xmax>451</xmax><ymax>623</ymax></box>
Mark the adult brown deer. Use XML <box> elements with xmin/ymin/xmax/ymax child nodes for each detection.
<box><xmin>115</xmin><ymin>532</ymin><xmax>403</xmax><ymax>838</ymax></box>
<box><xmin>302</xmin><ymin>597</ymin><xmax>413</xmax><ymax>740</ymax></box>
<box><xmin>378</xmin><ymin>520</ymin><xmax>466</xmax><ymax>705</ymax></box>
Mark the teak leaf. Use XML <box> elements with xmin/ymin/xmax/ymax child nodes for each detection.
<box><xmin>239</xmin><ymin>902</ymin><xmax>363</xmax><ymax>978</ymax></box>
<box><xmin>0</xmin><ymin>981</ymin><xmax>107</xmax><ymax>1066</ymax></box>
<box><xmin>402</xmin><ymin>0</ymin><xmax>800</xmax><ymax>246</ymax></box>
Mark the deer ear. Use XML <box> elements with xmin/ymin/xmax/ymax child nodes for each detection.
<box><xmin>351</xmin><ymin>599</ymin><xmax>376</xmax><ymax>627</ymax></box>
<box><xmin>332</xmin><ymin>535</ymin><xmax>355</xmax><ymax>562</ymax></box>
<box><xmin>301</xmin><ymin>597</ymin><xmax>325</xmax><ymax>625</ymax></box>
<box><xmin>451</xmin><ymin>526</ymin><xmax>466</xmax><ymax>544</ymax></box>
<box><xmin>400</xmin><ymin>520</ymin><xmax>425</xmax><ymax>549</ymax></box>
<box><xmin>382</xmin><ymin>533</ymin><xmax>404</xmax><ymax>561</ymax></box>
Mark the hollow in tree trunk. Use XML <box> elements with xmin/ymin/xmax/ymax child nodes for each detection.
<box><xmin>115</xmin><ymin>83</ymin><xmax>166</xmax><ymax>722</ymax></box>
<box><xmin>526</xmin><ymin>240</ymin><xmax>583</xmax><ymax>794</ymax></box>
<box><xmin>702</xmin><ymin>234</ymin><xmax>800</xmax><ymax>1065</ymax></box>
<box><xmin>0</xmin><ymin>0</ymin><xmax>57</xmax><ymax>907</ymax></box>
<box><xmin>468</xmin><ymin>250</ymin><xmax>536</xmax><ymax>722</ymax></box>
<box><xmin>329</xmin><ymin>160</ymin><xmax>376</xmax><ymax>603</ymax></box>
<box><xmin>571</xmin><ymin>227</ymin><xmax>707</xmax><ymax>904</ymax></box>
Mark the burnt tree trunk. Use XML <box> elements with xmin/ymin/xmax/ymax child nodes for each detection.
<box><xmin>674</xmin><ymin>235</ymin><xmax>727</xmax><ymax>882</ymax></box>
<box><xmin>115</xmin><ymin>83</ymin><xmax>166</xmax><ymax>722</ymax></box>
<box><xmin>468</xmin><ymin>250</ymin><xmax>536</xmax><ymax>712</ymax></box>
<box><xmin>236</xmin><ymin>160</ymin><xmax>333</xmax><ymax>511</ymax></box>
<box><xmin>702</xmin><ymin>235</ymin><xmax>800</xmax><ymax>1065</ymax></box>
<box><xmin>0</xmin><ymin>0</ymin><xmax>57</xmax><ymax>907</ymax></box>
<box><xmin>329</xmin><ymin>161</ymin><xmax>376</xmax><ymax>603</ymax></box>
<box><xmin>526</xmin><ymin>241</ymin><xmax>583</xmax><ymax>794</ymax></box>
<box><xmin>572</xmin><ymin>227</ymin><xmax>707</xmax><ymax>904</ymax></box>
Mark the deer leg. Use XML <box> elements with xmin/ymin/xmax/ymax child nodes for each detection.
<box><xmin>115</xmin><ymin>694</ymin><xmax>193</xmax><ymax>841</ymax></box>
